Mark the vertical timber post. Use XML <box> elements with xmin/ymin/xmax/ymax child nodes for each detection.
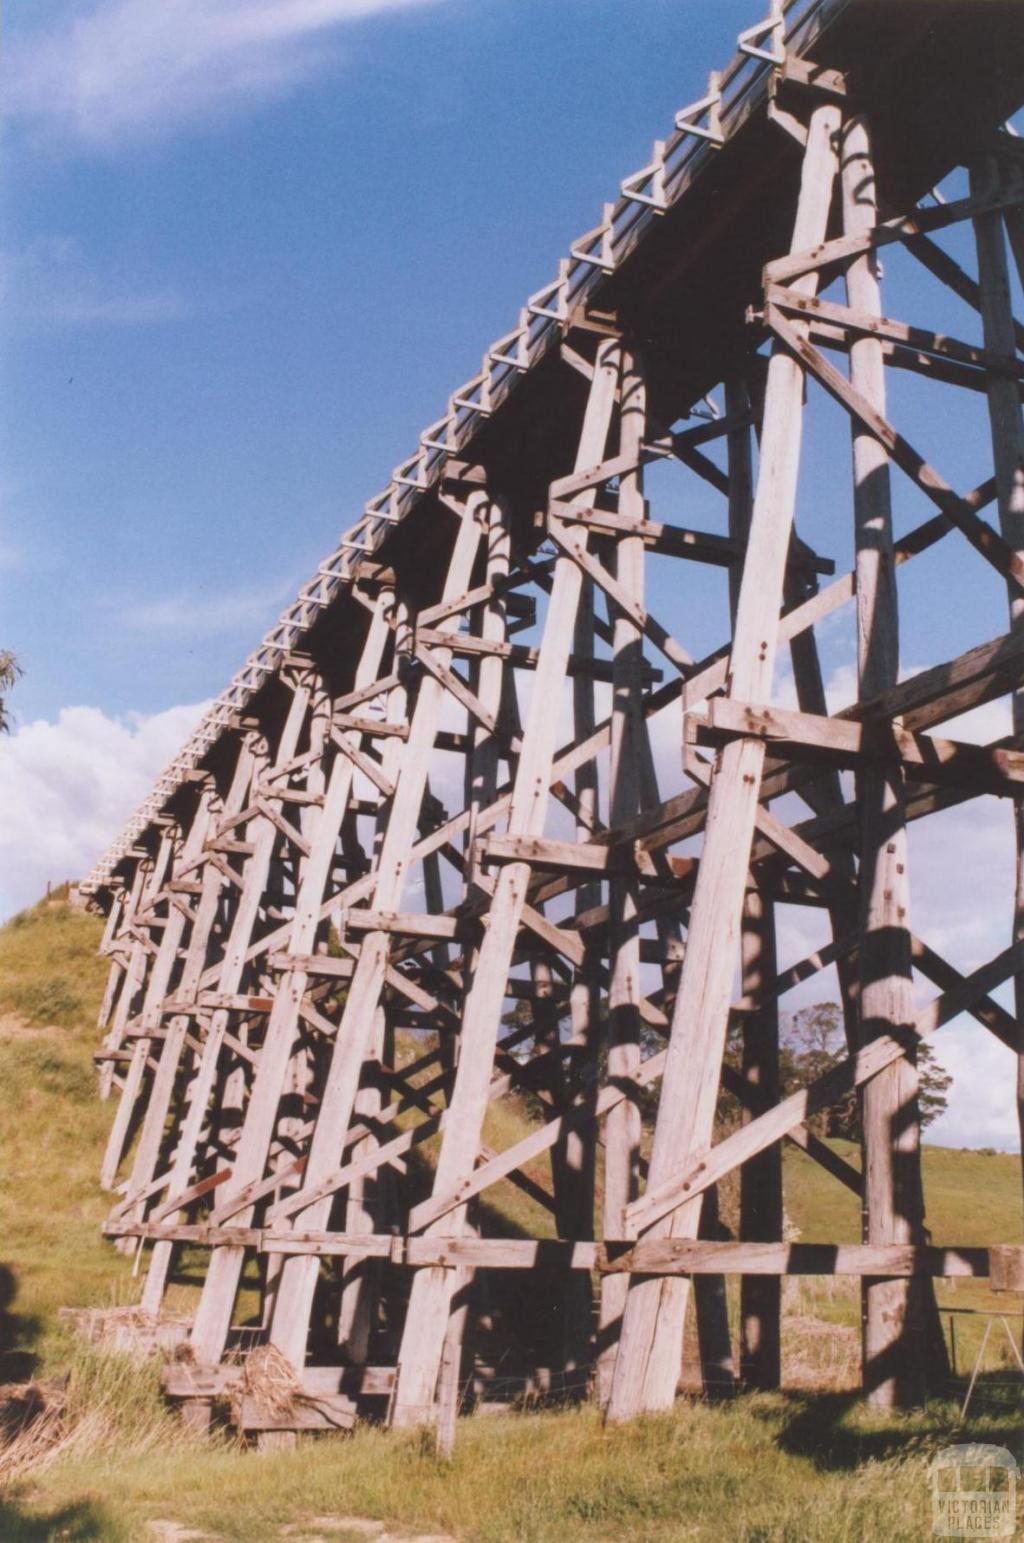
<box><xmin>138</xmin><ymin>731</ymin><xmax>263</xmax><ymax>1315</ymax></box>
<box><xmin>266</xmin><ymin>511</ymin><xmax>482</xmax><ymax>1372</ymax></box>
<box><xmin>183</xmin><ymin>588</ymin><xmax>395</xmax><ymax>1365</ymax></box>
<box><xmin>337</xmin><ymin>593</ymin><xmax>408</xmax><ymax>1362</ymax></box>
<box><xmin>99</xmin><ymin>830</ymin><xmax>176</xmax><ymax>1184</ymax></box>
<box><xmin>98</xmin><ymin>845</ymin><xmax>170</xmax><ymax>1103</ymax></box>
<box><xmin>972</xmin><ymin>156</ymin><xmax>1024</xmax><ymax>1190</ymax></box>
<box><xmin>443</xmin><ymin>498</ymin><xmax>512</xmax><ymax>1389</ymax></box>
<box><xmin>561</xmin><ymin>567</ymin><xmax>600</xmax><ymax>1380</ymax></box>
<box><xmin>607</xmin><ymin>102</ymin><xmax>841</xmax><ymax>1422</ymax></box>
<box><xmin>116</xmin><ymin>781</ymin><xmax>220</xmax><ymax>1223</ymax></box>
<box><xmin>95</xmin><ymin>887</ymin><xmax>127</xmax><ymax>1050</ymax></box>
<box><xmin>182</xmin><ymin>677</ymin><xmax>316</xmax><ymax>1369</ymax></box>
<box><xmin>843</xmin><ymin>113</ymin><xmax>929</xmax><ymax>1407</ymax></box>
<box><xmin>728</xmin><ymin>375</ymin><xmax>781</xmax><ymax>1392</ymax></box>
<box><xmin>390</xmin><ymin>337</ymin><xmax>622</xmax><ymax>1428</ymax></box>
<box><xmin>597</xmin><ymin>344</ymin><xmax>647</xmax><ymax>1405</ymax></box>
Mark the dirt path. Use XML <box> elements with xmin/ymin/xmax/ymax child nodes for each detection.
<box><xmin>148</xmin><ymin>1517</ymin><xmax>457</xmax><ymax>1543</ymax></box>
<box><xmin>0</xmin><ymin>1011</ymin><xmax>67</xmax><ymax>1039</ymax></box>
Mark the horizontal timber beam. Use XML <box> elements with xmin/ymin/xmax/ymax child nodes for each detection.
<box><xmin>692</xmin><ymin>697</ymin><xmax>1024</xmax><ymax>797</ymax></box>
<box><xmin>107</xmin><ymin>1223</ymin><xmax>1007</xmax><ymax>1281</ymax></box>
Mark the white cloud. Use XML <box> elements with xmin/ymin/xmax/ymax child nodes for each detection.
<box><xmin>5</xmin><ymin>0</ymin><xmax>452</xmax><ymax>149</ymax></box>
<box><xmin>924</xmin><ymin>1019</ymin><xmax>1019</xmax><ymax>1153</ymax></box>
<box><xmin>0</xmin><ymin>699</ymin><xmax>209</xmax><ymax>919</ymax></box>
<box><xmin>0</xmin><ymin>237</ymin><xmax>189</xmax><ymax>328</ymax></box>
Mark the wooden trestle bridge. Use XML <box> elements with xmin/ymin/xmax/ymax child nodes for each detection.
<box><xmin>82</xmin><ymin>0</ymin><xmax>1024</xmax><ymax>1445</ymax></box>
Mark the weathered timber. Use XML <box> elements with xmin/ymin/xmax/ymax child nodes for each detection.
<box><xmin>607</xmin><ymin>101</ymin><xmax>842</xmax><ymax>1423</ymax></box>
<box><xmin>81</xmin><ymin>6</ymin><xmax>1024</xmax><ymax>1449</ymax></box>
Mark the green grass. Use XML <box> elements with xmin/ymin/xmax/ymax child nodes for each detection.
<box><xmin>9</xmin><ymin>1388</ymin><xmax>1024</xmax><ymax>1543</ymax></box>
<box><xmin>784</xmin><ymin>1139</ymin><xmax>1023</xmax><ymax>1251</ymax></box>
<box><xmin>0</xmin><ymin>899</ymin><xmax>137</xmax><ymax>1379</ymax></box>
<box><xmin>1</xmin><ymin>897</ymin><xmax>1023</xmax><ymax>1542</ymax></box>
<box><xmin>782</xmin><ymin>1139</ymin><xmax>1024</xmax><ymax>1368</ymax></box>
<box><xmin>0</xmin><ymin>897</ymin><xmax>110</xmax><ymax>1032</ymax></box>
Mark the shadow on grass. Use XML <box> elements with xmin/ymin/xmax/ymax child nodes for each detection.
<box><xmin>0</xmin><ymin>1263</ymin><xmax>43</xmax><ymax>1382</ymax></box>
<box><xmin>756</xmin><ymin>1386</ymin><xmax>1024</xmax><ymax>1472</ymax></box>
<box><xmin>0</xmin><ymin>1496</ymin><xmax>116</xmax><ymax>1542</ymax></box>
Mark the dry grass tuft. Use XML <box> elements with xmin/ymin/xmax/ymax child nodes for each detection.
<box><xmin>232</xmin><ymin>1344</ymin><xmax>302</xmax><ymax>1426</ymax></box>
<box><xmin>0</xmin><ymin>1377</ymin><xmax>67</xmax><ymax>1486</ymax></box>
<box><xmin>0</xmin><ymin>1344</ymin><xmax>200</xmax><ymax>1490</ymax></box>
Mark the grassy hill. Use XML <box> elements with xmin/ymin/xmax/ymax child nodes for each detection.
<box><xmin>0</xmin><ymin>899</ymin><xmax>137</xmax><ymax>1378</ymax></box>
<box><xmin>783</xmin><ymin>1133</ymin><xmax>1022</xmax><ymax>1359</ymax></box>
<box><xmin>1</xmin><ymin>896</ymin><xmax>1021</xmax><ymax>1542</ymax></box>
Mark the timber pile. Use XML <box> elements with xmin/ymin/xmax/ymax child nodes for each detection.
<box><xmin>81</xmin><ymin>0</ymin><xmax>1024</xmax><ymax>1445</ymax></box>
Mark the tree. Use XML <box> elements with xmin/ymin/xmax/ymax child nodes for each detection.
<box><xmin>915</xmin><ymin>1042</ymin><xmax>953</xmax><ymax>1130</ymax></box>
<box><xmin>0</xmin><ymin>650</ymin><xmax>20</xmax><ymax>735</ymax></box>
<box><xmin>787</xmin><ymin>1001</ymin><xmax>844</xmax><ymax>1062</ymax></box>
<box><xmin>783</xmin><ymin>1001</ymin><xmax>952</xmax><ymax>1140</ymax></box>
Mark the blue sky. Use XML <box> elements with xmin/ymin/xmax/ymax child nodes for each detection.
<box><xmin>2</xmin><ymin>0</ymin><xmax>1023</xmax><ymax>1152</ymax></box>
<box><xmin>3</xmin><ymin>0</ymin><xmax>759</xmax><ymax>720</ymax></box>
